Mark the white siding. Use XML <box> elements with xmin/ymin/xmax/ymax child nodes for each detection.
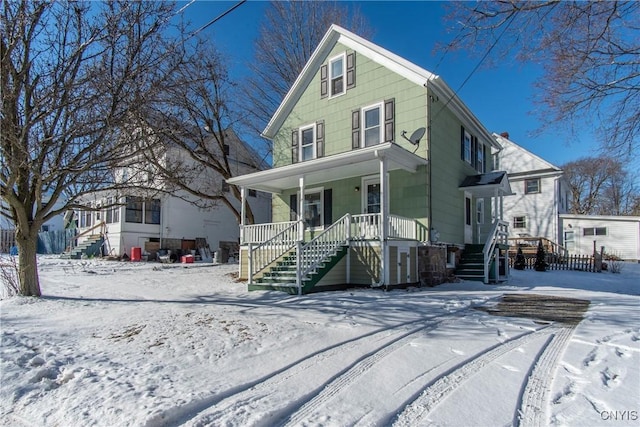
<box><xmin>560</xmin><ymin>215</ymin><xmax>640</xmax><ymax>261</ymax></box>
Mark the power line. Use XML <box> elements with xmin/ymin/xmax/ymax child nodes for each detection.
<box><xmin>189</xmin><ymin>0</ymin><xmax>247</xmax><ymax>39</ymax></box>
<box><xmin>432</xmin><ymin>10</ymin><xmax>518</xmax><ymax>122</ymax></box>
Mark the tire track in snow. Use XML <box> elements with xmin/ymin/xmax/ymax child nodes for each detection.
<box><xmin>143</xmin><ymin>308</ymin><xmax>472</xmax><ymax>427</ymax></box>
<box><xmin>516</xmin><ymin>325</ymin><xmax>575</xmax><ymax>427</ymax></box>
<box><xmin>392</xmin><ymin>324</ymin><xmax>557</xmax><ymax>427</ymax></box>
<box><xmin>279</xmin><ymin>318</ymin><xmax>457</xmax><ymax>427</ymax></box>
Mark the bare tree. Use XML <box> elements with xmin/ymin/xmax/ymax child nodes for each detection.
<box><xmin>442</xmin><ymin>1</ymin><xmax>640</xmax><ymax>156</ymax></box>
<box><xmin>1</xmin><ymin>1</ymin><xmax>184</xmax><ymax>296</ymax></box>
<box><xmin>562</xmin><ymin>156</ymin><xmax>639</xmax><ymax>215</ymax></box>
<box><xmin>137</xmin><ymin>42</ymin><xmax>265</xmax><ymax>225</ymax></box>
<box><xmin>241</xmin><ymin>0</ymin><xmax>372</xmax><ymax>136</ymax></box>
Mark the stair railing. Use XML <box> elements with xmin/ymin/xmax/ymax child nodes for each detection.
<box><xmin>248</xmin><ymin>220</ymin><xmax>303</xmax><ymax>285</ymax></box>
<box><xmin>482</xmin><ymin>219</ymin><xmax>509</xmax><ymax>283</ymax></box>
<box><xmin>66</xmin><ymin>221</ymin><xmax>106</xmax><ymax>253</ymax></box>
<box><xmin>299</xmin><ymin>214</ymin><xmax>351</xmax><ymax>281</ymax></box>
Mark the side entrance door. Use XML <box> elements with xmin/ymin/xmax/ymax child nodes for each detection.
<box><xmin>464</xmin><ymin>192</ymin><xmax>473</xmax><ymax>244</ymax></box>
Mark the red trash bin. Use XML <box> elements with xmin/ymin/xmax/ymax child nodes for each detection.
<box><xmin>131</xmin><ymin>247</ymin><xmax>142</xmax><ymax>261</ymax></box>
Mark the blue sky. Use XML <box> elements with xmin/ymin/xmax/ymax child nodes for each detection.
<box><xmin>179</xmin><ymin>0</ymin><xmax>605</xmax><ymax>168</ymax></box>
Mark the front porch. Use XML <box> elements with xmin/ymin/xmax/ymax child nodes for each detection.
<box><xmin>239</xmin><ymin>213</ymin><xmax>425</xmax><ymax>294</ymax></box>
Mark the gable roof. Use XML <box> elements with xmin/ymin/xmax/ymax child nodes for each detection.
<box><xmin>262</xmin><ymin>25</ymin><xmax>499</xmax><ymax>149</ymax></box>
<box><xmin>494</xmin><ymin>133</ymin><xmax>563</xmax><ymax>178</ymax></box>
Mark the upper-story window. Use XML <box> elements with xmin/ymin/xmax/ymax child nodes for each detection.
<box><xmin>462</xmin><ymin>130</ymin><xmax>472</xmax><ymax>163</ymax></box>
<box><xmin>476</xmin><ymin>141</ymin><xmax>485</xmax><ymax>173</ymax></box>
<box><xmin>525</xmin><ymin>178</ymin><xmax>541</xmax><ymax>194</ymax></box>
<box><xmin>329</xmin><ymin>54</ymin><xmax>345</xmax><ymax>97</ymax></box>
<box><xmin>363</xmin><ymin>103</ymin><xmax>383</xmax><ymax>147</ymax></box>
<box><xmin>291</xmin><ymin>121</ymin><xmax>325</xmax><ymax>163</ymax></box>
<box><xmin>351</xmin><ymin>99</ymin><xmax>395</xmax><ymax>149</ymax></box>
<box><xmin>321</xmin><ymin>52</ymin><xmax>356</xmax><ymax>98</ymax></box>
<box><xmin>461</xmin><ymin>126</ymin><xmax>486</xmax><ymax>173</ymax></box>
<box><xmin>300</xmin><ymin>125</ymin><xmax>315</xmax><ymax>161</ymax></box>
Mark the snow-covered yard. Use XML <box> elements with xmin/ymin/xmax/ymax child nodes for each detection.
<box><xmin>1</xmin><ymin>256</ymin><xmax>639</xmax><ymax>426</ymax></box>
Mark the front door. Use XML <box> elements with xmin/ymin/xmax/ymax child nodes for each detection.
<box><xmin>362</xmin><ymin>177</ymin><xmax>381</xmax><ymax>214</ymax></box>
<box><xmin>464</xmin><ymin>192</ymin><xmax>473</xmax><ymax>244</ymax></box>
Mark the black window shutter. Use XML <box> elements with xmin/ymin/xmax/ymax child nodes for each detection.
<box><xmin>323</xmin><ymin>189</ymin><xmax>332</xmax><ymax>226</ymax></box>
<box><xmin>316</xmin><ymin>120</ymin><xmax>325</xmax><ymax>158</ymax></box>
<box><xmin>290</xmin><ymin>194</ymin><xmax>298</xmax><ymax>221</ymax></box>
<box><xmin>483</xmin><ymin>144</ymin><xmax>488</xmax><ymax>172</ymax></box>
<box><xmin>351</xmin><ymin>110</ymin><xmax>360</xmax><ymax>149</ymax></box>
<box><xmin>461</xmin><ymin>126</ymin><xmax>465</xmax><ymax>160</ymax></box>
<box><xmin>472</xmin><ymin>136</ymin><xmax>478</xmax><ymax>169</ymax></box>
<box><xmin>291</xmin><ymin>129</ymin><xmax>299</xmax><ymax>164</ymax></box>
<box><xmin>346</xmin><ymin>52</ymin><xmax>356</xmax><ymax>89</ymax></box>
<box><xmin>384</xmin><ymin>98</ymin><xmax>395</xmax><ymax>143</ymax></box>
<box><xmin>320</xmin><ymin>64</ymin><xmax>328</xmax><ymax>98</ymax></box>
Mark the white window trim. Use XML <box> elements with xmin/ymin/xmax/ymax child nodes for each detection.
<box><xmin>299</xmin><ymin>187</ymin><xmax>324</xmax><ymax>230</ymax></box>
<box><xmin>328</xmin><ymin>53</ymin><xmax>346</xmax><ymax>98</ymax></box>
<box><xmin>299</xmin><ymin>124</ymin><xmax>316</xmax><ymax>162</ymax></box>
<box><xmin>361</xmin><ymin>102</ymin><xmax>384</xmax><ymax>148</ymax></box>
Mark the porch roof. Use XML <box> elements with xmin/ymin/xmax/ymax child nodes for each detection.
<box><xmin>227</xmin><ymin>142</ymin><xmax>428</xmax><ymax>194</ymax></box>
<box><xmin>459</xmin><ymin>171</ymin><xmax>514</xmax><ymax>197</ymax></box>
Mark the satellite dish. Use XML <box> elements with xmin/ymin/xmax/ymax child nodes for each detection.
<box><xmin>401</xmin><ymin>127</ymin><xmax>426</xmax><ymax>145</ymax></box>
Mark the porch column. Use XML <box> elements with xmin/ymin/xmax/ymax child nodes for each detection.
<box><xmin>240</xmin><ymin>186</ymin><xmax>246</xmax><ymax>243</ymax></box>
<box><xmin>380</xmin><ymin>156</ymin><xmax>389</xmax><ymax>286</ymax></box>
<box><xmin>298</xmin><ymin>176</ymin><xmax>305</xmax><ymax>241</ymax></box>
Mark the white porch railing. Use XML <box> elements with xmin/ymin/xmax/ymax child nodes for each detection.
<box><xmin>351</xmin><ymin>214</ymin><xmax>381</xmax><ymax>240</ymax></box>
<box><xmin>247</xmin><ymin>220</ymin><xmax>302</xmax><ymax>284</ymax></box>
<box><xmin>299</xmin><ymin>214</ymin><xmax>351</xmax><ymax>279</ymax></box>
<box><xmin>483</xmin><ymin>220</ymin><xmax>509</xmax><ymax>283</ymax></box>
<box><xmin>389</xmin><ymin>214</ymin><xmax>416</xmax><ymax>239</ymax></box>
<box><xmin>350</xmin><ymin>213</ymin><xmax>418</xmax><ymax>240</ymax></box>
<box><xmin>242</xmin><ymin>221</ymin><xmax>299</xmax><ymax>244</ymax></box>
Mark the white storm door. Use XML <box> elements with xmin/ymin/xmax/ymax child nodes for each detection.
<box><xmin>464</xmin><ymin>192</ymin><xmax>473</xmax><ymax>244</ymax></box>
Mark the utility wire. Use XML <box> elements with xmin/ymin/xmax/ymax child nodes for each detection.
<box><xmin>432</xmin><ymin>10</ymin><xmax>518</xmax><ymax>122</ymax></box>
<box><xmin>189</xmin><ymin>0</ymin><xmax>247</xmax><ymax>39</ymax></box>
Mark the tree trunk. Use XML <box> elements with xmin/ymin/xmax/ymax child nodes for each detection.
<box><xmin>16</xmin><ymin>232</ymin><xmax>42</xmax><ymax>297</ymax></box>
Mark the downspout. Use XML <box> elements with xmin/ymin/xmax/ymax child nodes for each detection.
<box><xmin>425</xmin><ymin>83</ymin><xmax>434</xmax><ymax>243</ymax></box>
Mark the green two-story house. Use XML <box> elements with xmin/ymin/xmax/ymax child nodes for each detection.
<box><xmin>228</xmin><ymin>25</ymin><xmax>512</xmax><ymax>294</ymax></box>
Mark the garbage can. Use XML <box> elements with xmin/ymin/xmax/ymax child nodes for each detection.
<box><xmin>131</xmin><ymin>247</ymin><xmax>142</xmax><ymax>262</ymax></box>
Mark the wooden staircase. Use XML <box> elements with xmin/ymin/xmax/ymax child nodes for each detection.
<box><xmin>249</xmin><ymin>245</ymin><xmax>348</xmax><ymax>295</ymax></box>
<box><xmin>61</xmin><ymin>234</ymin><xmax>104</xmax><ymax>259</ymax></box>
<box><xmin>456</xmin><ymin>244</ymin><xmax>486</xmax><ymax>282</ymax></box>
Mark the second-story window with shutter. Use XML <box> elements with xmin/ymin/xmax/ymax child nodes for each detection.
<box><xmin>321</xmin><ymin>52</ymin><xmax>355</xmax><ymax>98</ymax></box>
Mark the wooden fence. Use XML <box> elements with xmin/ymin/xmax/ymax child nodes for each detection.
<box><xmin>1</xmin><ymin>229</ymin><xmax>16</xmax><ymax>253</ymax></box>
<box><xmin>509</xmin><ymin>253</ymin><xmax>601</xmax><ymax>272</ymax></box>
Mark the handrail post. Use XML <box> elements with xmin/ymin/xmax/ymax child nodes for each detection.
<box><xmin>296</xmin><ymin>240</ymin><xmax>302</xmax><ymax>295</ymax></box>
<box><xmin>248</xmin><ymin>243</ymin><xmax>253</xmax><ymax>285</ymax></box>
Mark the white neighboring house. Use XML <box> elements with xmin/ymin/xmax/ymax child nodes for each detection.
<box><xmin>73</xmin><ymin>129</ymin><xmax>271</xmax><ymax>260</ymax></box>
<box><xmin>559</xmin><ymin>214</ymin><xmax>640</xmax><ymax>262</ymax></box>
<box><xmin>494</xmin><ymin>132</ymin><xmax>571</xmax><ymax>246</ymax></box>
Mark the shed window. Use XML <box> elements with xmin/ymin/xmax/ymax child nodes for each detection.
<box><xmin>583</xmin><ymin>227</ymin><xmax>606</xmax><ymax>236</ymax></box>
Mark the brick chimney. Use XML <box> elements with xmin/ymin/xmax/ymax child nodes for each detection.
<box><xmin>499</xmin><ymin>132</ymin><xmax>510</xmax><ymax>139</ymax></box>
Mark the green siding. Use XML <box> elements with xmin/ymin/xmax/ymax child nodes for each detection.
<box><xmin>269</xmin><ymin>41</ymin><xmax>490</xmax><ymax>248</ymax></box>
<box><xmin>273</xmin><ymin>42</ymin><xmax>428</xmax><ymax>168</ymax></box>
